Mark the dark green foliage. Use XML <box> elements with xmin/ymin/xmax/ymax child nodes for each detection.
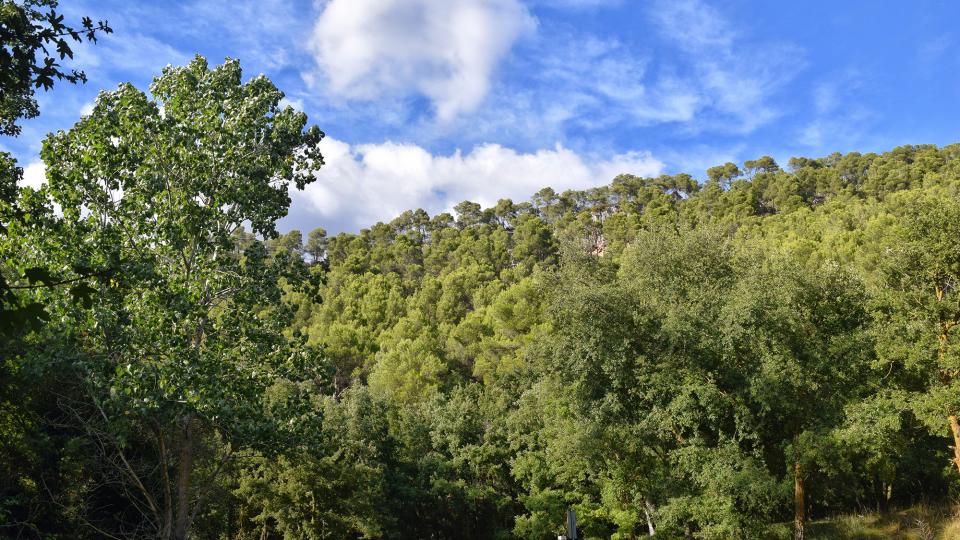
<box><xmin>0</xmin><ymin>0</ymin><xmax>111</xmax><ymax>137</ymax></box>
<box><xmin>3</xmin><ymin>48</ymin><xmax>960</xmax><ymax>538</ymax></box>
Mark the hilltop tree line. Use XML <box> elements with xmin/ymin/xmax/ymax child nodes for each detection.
<box><xmin>2</xmin><ymin>41</ymin><xmax>960</xmax><ymax>540</ymax></box>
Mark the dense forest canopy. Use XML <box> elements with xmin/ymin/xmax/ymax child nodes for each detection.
<box><xmin>3</xmin><ymin>46</ymin><xmax>960</xmax><ymax>540</ymax></box>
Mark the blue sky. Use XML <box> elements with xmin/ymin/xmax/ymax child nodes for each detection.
<box><xmin>7</xmin><ymin>0</ymin><xmax>960</xmax><ymax>233</ymax></box>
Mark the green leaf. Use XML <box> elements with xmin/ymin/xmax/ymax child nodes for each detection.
<box><xmin>69</xmin><ymin>282</ymin><xmax>97</xmax><ymax>307</ymax></box>
<box><xmin>23</xmin><ymin>266</ymin><xmax>55</xmax><ymax>285</ymax></box>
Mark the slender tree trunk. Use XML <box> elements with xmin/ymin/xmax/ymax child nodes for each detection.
<box><xmin>950</xmin><ymin>415</ymin><xmax>960</xmax><ymax>476</ymax></box>
<box><xmin>794</xmin><ymin>462</ymin><xmax>805</xmax><ymax>540</ymax></box>
<box><xmin>158</xmin><ymin>429</ymin><xmax>174</xmax><ymax>539</ymax></box>
<box><xmin>643</xmin><ymin>499</ymin><xmax>656</xmax><ymax>536</ymax></box>
<box><xmin>173</xmin><ymin>417</ymin><xmax>194</xmax><ymax>540</ymax></box>
<box><xmin>877</xmin><ymin>477</ymin><xmax>891</xmax><ymax>513</ymax></box>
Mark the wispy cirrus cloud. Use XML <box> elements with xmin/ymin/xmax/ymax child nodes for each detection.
<box><xmin>648</xmin><ymin>0</ymin><xmax>804</xmax><ymax>134</ymax></box>
<box><xmin>408</xmin><ymin>0</ymin><xmax>801</xmax><ymax>152</ymax></box>
<box><xmin>798</xmin><ymin>71</ymin><xmax>874</xmax><ymax>149</ymax></box>
<box><xmin>529</xmin><ymin>35</ymin><xmax>702</xmax><ymax>126</ymax></box>
<box><xmin>531</xmin><ymin>0</ymin><xmax>623</xmax><ymax>9</ymax></box>
<box><xmin>73</xmin><ymin>32</ymin><xmax>188</xmax><ymax>77</ymax></box>
<box><xmin>404</xmin><ymin>30</ymin><xmax>703</xmax><ymax>152</ymax></box>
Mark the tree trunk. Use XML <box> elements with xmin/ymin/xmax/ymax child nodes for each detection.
<box><xmin>643</xmin><ymin>499</ymin><xmax>656</xmax><ymax>536</ymax></box>
<box><xmin>173</xmin><ymin>417</ymin><xmax>194</xmax><ymax>540</ymax></box>
<box><xmin>158</xmin><ymin>430</ymin><xmax>174</xmax><ymax>539</ymax></box>
<box><xmin>877</xmin><ymin>477</ymin><xmax>891</xmax><ymax>514</ymax></box>
<box><xmin>794</xmin><ymin>462</ymin><xmax>805</xmax><ymax>540</ymax></box>
<box><xmin>950</xmin><ymin>415</ymin><xmax>960</xmax><ymax>476</ymax></box>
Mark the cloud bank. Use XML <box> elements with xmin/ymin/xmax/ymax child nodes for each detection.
<box><xmin>292</xmin><ymin>137</ymin><xmax>663</xmax><ymax>232</ymax></box>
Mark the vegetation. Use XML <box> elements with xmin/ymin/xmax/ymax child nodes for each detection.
<box><xmin>0</xmin><ymin>0</ymin><xmax>111</xmax><ymax>332</ymax></box>
<box><xmin>766</xmin><ymin>505</ymin><xmax>960</xmax><ymax>539</ymax></box>
<box><xmin>2</xmin><ymin>25</ymin><xmax>960</xmax><ymax>540</ymax></box>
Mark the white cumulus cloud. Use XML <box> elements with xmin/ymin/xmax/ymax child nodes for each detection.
<box><xmin>308</xmin><ymin>0</ymin><xmax>536</xmax><ymax>122</ymax></box>
<box><xmin>292</xmin><ymin>137</ymin><xmax>663</xmax><ymax>231</ymax></box>
<box><xmin>20</xmin><ymin>161</ymin><xmax>46</xmax><ymax>189</ymax></box>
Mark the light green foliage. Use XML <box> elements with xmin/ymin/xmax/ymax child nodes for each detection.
<box><xmin>706</xmin><ymin>161</ymin><xmax>741</xmax><ymax>186</ymax></box>
<box><xmin>9</xmin><ymin>56</ymin><xmax>325</xmax><ymax>538</ymax></box>
<box><xmin>468</xmin><ymin>275</ymin><xmax>550</xmax><ymax>383</ymax></box>
<box><xmin>5</xmin><ymin>49</ymin><xmax>960</xmax><ymax>539</ymax></box>
<box><xmin>305</xmin><ymin>227</ymin><xmax>328</xmax><ymax>264</ymax></box>
<box><xmin>0</xmin><ymin>0</ymin><xmax>112</xmax><ymax>333</ymax></box>
<box><xmin>268</xmin><ymin>229</ymin><xmax>304</xmax><ymax>258</ymax></box>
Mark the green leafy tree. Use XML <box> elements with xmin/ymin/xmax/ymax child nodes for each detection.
<box><xmin>0</xmin><ymin>0</ymin><xmax>111</xmax><ymax>136</ymax></box>
<box><xmin>0</xmin><ymin>0</ymin><xmax>111</xmax><ymax>332</ymax></box>
<box><xmin>234</xmin><ymin>386</ymin><xmax>394</xmax><ymax>539</ymax></box>
<box><xmin>722</xmin><ymin>257</ymin><xmax>871</xmax><ymax>540</ymax></box>
<box><xmin>706</xmin><ymin>161</ymin><xmax>741</xmax><ymax>186</ymax></box>
<box><xmin>305</xmin><ymin>226</ymin><xmax>328</xmax><ymax>264</ymax></box>
<box><xmin>873</xmin><ymin>191</ymin><xmax>960</xmax><ymax>477</ymax></box>
<box><xmin>267</xmin><ymin>229</ymin><xmax>304</xmax><ymax>258</ymax></box>
<box><xmin>454</xmin><ymin>200</ymin><xmax>485</xmax><ymax>229</ymax></box>
<box><xmin>32</xmin><ymin>56</ymin><xmax>324</xmax><ymax>539</ymax></box>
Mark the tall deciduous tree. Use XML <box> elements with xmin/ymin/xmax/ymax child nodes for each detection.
<box><xmin>723</xmin><ymin>257</ymin><xmax>870</xmax><ymax>540</ymax></box>
<box><xmin>35</xmin><ymin>56</ymin><xmax>324</xmax><ymax>539</ymax></box>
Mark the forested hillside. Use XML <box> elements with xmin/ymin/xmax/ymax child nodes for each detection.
<box><xmin>3</xmin><ymin>54</ymin><xmax>960</xmax><ymax>539</ymax></box>
<box><xmin>272</xmin><ymin>143</ymin><xmax>960</xmax><ymax>539</ymax></box>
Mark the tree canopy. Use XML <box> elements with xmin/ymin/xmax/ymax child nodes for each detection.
<box><xmin>3</xmin><ymin>50</ymin><xmax>960</xmax><ymax>539</ymax></box>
